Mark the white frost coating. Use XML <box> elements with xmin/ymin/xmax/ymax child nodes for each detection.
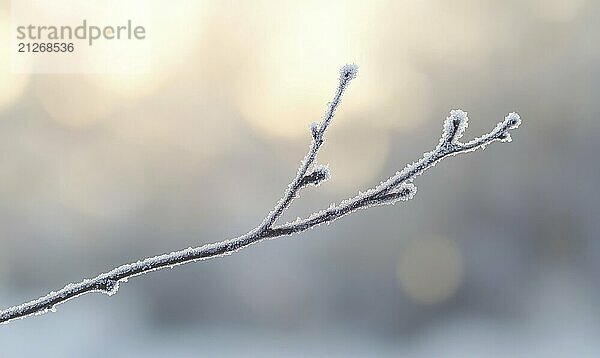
<box><xmin>442</xmin><ymin>109</ymin><xmax>469</xmax><ymax>143</ymax></box>
<box><xmin>340</xmin><ymin>63</ymin><xmax>358</xmax><ymax>81</ymax></box>
<box><xmin>0</xmin><ymin>65</ymin><xmax>522</xmax><ymax>325</ymax></box>
<box><xmin>310</xmin><ymin>122</ymin><xmax>320</xmax><ymax>139</ymax></box>
<box><xmin>301</xmin><ymin>164</ymin><xmax>331</xmax><ymax>187</ymax></box>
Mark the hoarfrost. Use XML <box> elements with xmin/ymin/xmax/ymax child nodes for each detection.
<box><xmin>0</xmin><ymin>65</ymin><xmax>521</xmax><ymax>325</ymax></box>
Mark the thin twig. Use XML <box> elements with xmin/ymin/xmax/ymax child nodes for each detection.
<box><xmin>0</xmin><ymin>65</ymin><xmax>521</xmax><ymax>325</ymax></box>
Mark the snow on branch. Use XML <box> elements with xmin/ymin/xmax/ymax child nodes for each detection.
<box><xmin>0</xmin><ymin>64</ymin><xmax>521</xmax><ymax>325</ymax></box>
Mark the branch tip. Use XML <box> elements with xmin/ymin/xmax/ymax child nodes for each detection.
<box><xmin>442</xmin><ymin>109</ymin><xmax>469</xmax><ymax>144</ymax></box>
<box><xmin>340</xmin><ymin>64</ymin><xmax>358</xmax><ymax>82</ymax></box>
<box><xmin>505</xmin><ymin>112</ymin><xmax>521</xmax><ymax>129</ymax></box>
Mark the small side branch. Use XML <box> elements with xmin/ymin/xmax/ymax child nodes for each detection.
<box><xmin>256</xmin><ymin>64</ymin><xmax>358</xmax><ymax>232</ymax></box>
<box><xmin>0</xmin><ymin>66</ymin><xmax>521</xmax><ymax>325</ymax></box>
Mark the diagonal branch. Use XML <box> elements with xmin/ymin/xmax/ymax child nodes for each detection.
<box><xmin>0</xmin><ymin>65</ymin><xmax>521</xmax><ymax>325</ymax></box>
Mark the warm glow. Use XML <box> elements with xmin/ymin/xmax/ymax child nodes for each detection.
<box><xmin>319</xmin><ymin>122</ymin><xmax>390</xmax><ymax>191</ymax></box>
<box><xmin>234</xmin><ymin>0</ymin><xmax>438</xmax><ymax>139</ymax></box>
<box><xmin>237</xmin><ymin>1</ymin><xmax>383</xmax><ymax>139</ymax></box>
<box><xmin>86</xmin><ymin>0</ymin><xmax>206</xmax><ymax>98</ymax></box>
<box><xmin>36</xmin><ymin>76</ymin><xmax>119</xmax><ymax>128</ymax></box>
<box><xmin>397</xmin><ymin>236</ymin><xmax>464</xmax><ymax>304</ymax></box>
<box><xmin>105</xmin><ymin>97</ymin><xmax>237</xmax><ymax>163</ymax></box>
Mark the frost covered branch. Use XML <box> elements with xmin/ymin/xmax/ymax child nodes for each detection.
<box><xmin>0</xmin><ymin>65</ymin><xmax>521</xmax><ymax>325</ymax></box>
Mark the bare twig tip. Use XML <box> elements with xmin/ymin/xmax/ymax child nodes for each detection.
<box><xmin>340</xmin><ymin>64</ymin><xmax>358</xmax><ymax>81</ymax></box>
<box><xmin>505</xmin><ymin>112</ymin><xmax>522</xmax><ymax>129</ymax></box>
<box><xmin>443</xmin><ymin>109</ymin><xmax>469</xmax><ymax>144</ymax></box>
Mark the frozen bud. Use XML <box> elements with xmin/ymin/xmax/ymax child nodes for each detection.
<box><xmin>443</xmin><ymin>109</ymin><xmax>469</xmax><ymax>143</ymax></box>
<box><xmin>498</xmin><ymin>132</ymin><xmax>512</xmax><ymax>143</ymax></box>
<box><xmin>310</xmin><ymin>122</ymin><xmax>320</xmax><ymax>139</ymax></box>
<box><xmin>377</xmin><ymin>182</ymin><xmax>417</xmax><ymax>206</ymax></box>
<box><xmin>300</xmin><ymin>164</ymin><xmax>331</xmax><ymax>187</ymax></box>
<box><xmin>505</xmin><ymin>112</ymin><xmax>521</xmax><ymax>130</ymax></box>
<box><xmin>96</xmin><ymin>278</ymin><xmax>119</xmax><ymax>295</ymax></box>
<box><xmin>398</xmin><ymin>182</ymin><xmax>417</xmax><ymax>201</ymax></box>
<box><xmin>340</xmin><ymin>64</ymin><xmax>358</xmax><ymax>82</ymax></box>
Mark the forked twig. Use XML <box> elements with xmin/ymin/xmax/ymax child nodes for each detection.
<box><xmin>0</xmin><ymin>64</ymin><xmax>521</xmax><ymax>324</ymax></box>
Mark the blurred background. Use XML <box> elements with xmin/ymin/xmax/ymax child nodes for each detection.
<box><xmin>1</xmin><ymin>0</ymin><xmax>599</xmax><ymax>356</ymax></box>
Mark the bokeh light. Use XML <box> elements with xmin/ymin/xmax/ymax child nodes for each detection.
<box><xmin>86</xmin><ymin>0</ymin><xmax>207</xmax><ymax>99</ymax></box>
<box><xmin>36</xmin><ymin>76</ymin><xmax>119</xmax><ymax>128</ymax></box>
<box><xmin>397</xmin><ymin>236</ymin><xmax>464</xmax><ymax>304</ymax></box>
<box><xmin>236</xmin><ymin>1</ymin><xmax>400</xmax><ymax>139</ymax></box>
<box><xmin>319</xmin><ymin>121</ymin><xmax>390</xmax><ymax>191</ymax></box>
